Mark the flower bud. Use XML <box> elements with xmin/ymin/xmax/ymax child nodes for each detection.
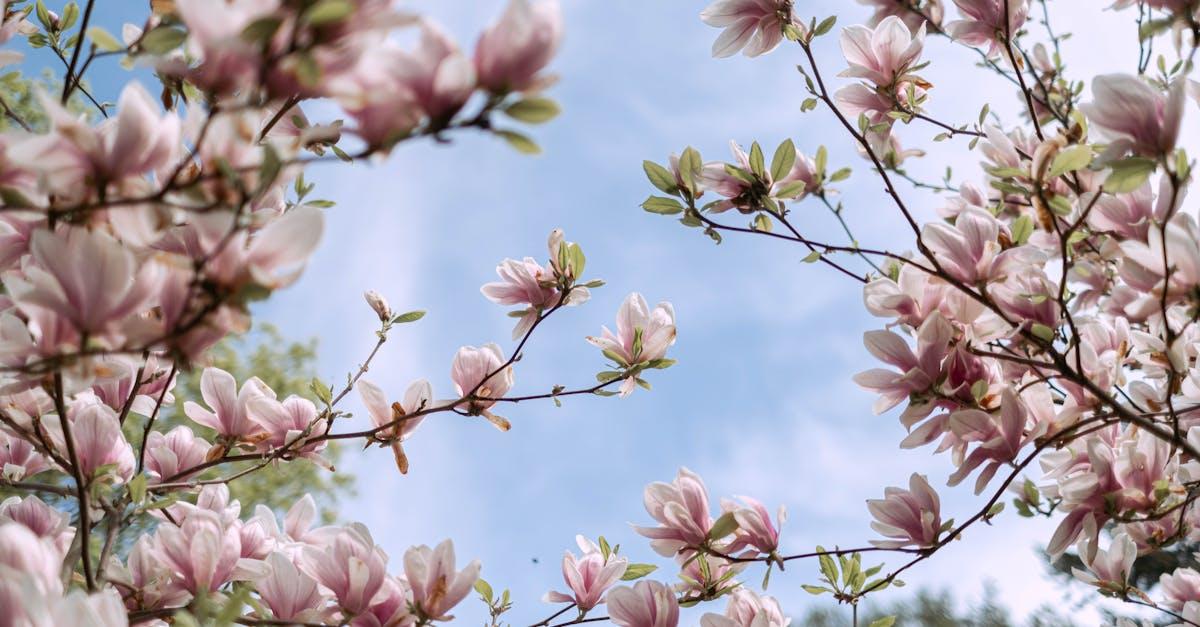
<box><xmin>364</xmin><ymin>290</ymin><xmax>391</xmax><ymax>322</ymax></box>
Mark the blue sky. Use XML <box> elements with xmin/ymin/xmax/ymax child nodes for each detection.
<box><xmin>27</xmin><ymin>1</ymin><xmax>1162</xmax><ymax>623</ymax></box>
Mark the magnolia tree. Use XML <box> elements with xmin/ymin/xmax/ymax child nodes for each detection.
<box><xmin>4</xmin><ymin>0</ymin><xmax>1200</xmax><ymax>626</ymax></box>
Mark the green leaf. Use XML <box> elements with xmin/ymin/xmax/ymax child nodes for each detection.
<box><xmin>770</xmin><ymin>139</ymin><xmax>796</xmax><ymax>181</ymax></box>
<box><xmin>774</xmin><ymin>180</ymin><xmax>807</xmax><ymax>199</ymax></box>
<box><xmin>86</xmin><ymin>26</ymin><xmax>123</xmax><ymax>52</ymax></box>
<box><xmin>1047</xmin><ymin>144</ymin><xmax>1092</xmax><ymax>179</ymax></box>
<box><xmin>1031</xmin><ymin>322</ymin><xmax>1056</xmax><ymax>342</ymax></box>
<box><xmin>258</xmin><ymin>144</ymin><xmax>282</xmax><ymax>190</ymax></box>
<box><xmin>869</xmin><ymin>617</ymin><xmax>897</xmax><ymax>627</ymax></box>
<box><xmin>753</xmin><ymin>213</ymin><xmax>772</xmax><ymax>232</ymax></box>
<box><xmin>495</xmin><ymin>129</ymin><xmax>541</xmax><ymax>155</ymax></box>
<box><xmin>474</xmin><ymin>578</ymin><xmax>494</xmax><ymax>603</ymax></box>
<box><xmin>139</xmin><ymin>26</ymin><xmax>187</xmax><ymax>54</ymax></box>
<box><xmin>813</xmin><ymin>15</ymin><xmax>837</xmax><ymax>37</ymax></box>
<box><xmin>128</xmin><ymin>473</ymin><xmax>147</xmax><ymax>504</ymax></box>
<box><xmin>503</xmin><ymin>97</ymin><xmax>561</xmax><ymax>124</ymax></box>
<box><xmin>749</xmin><ymin>141</ymin><xmax>765</xmax><ymax>177</ymax></box>
<box><xmin>60</xmin><ymin>2</ymin><xmax>79</xmax><ymax>30</ymax></box>
<box><xmin>802</xmin><ymin>251</ymin><xmax>821</xmax><ymax>263</ymax></box>
<box><xmin>641</xmin><ymin>196</ymin><xmax>684</xmax><ymax>215</ymax></box>
<box><xmin>802</xmin><ymin>584</ymin><xmax>829</xmax><ymax>595</ymax></box>
<box><xmin>708</xmin><ymin>511</ymin><xmax>739</xmax><ymax>541</ymax></box>
<box><xmin>1104</xmin><ymin>157</ymin><xmax>1156</xmax><ymax>194</ymax></box>
<box><xmin>392</xmin><ymin>310</ymin><xmax>426</xmax><ymax>324</ymax></box>
<box><xmin>678</xmin><ymin>147</ymin><xmax>702</xmax><ymax>194</ymax></box>
<box><xmin>35</xmin><ymin>1</ymin><xmax>52</xmax><ymax>31</ymax></box>
<box><xmin>1010</xmin><ymin>214</ymin><xmax>1034</xmax><ymax>246</ymax></box>
<box><xmin>621</xmin><ymin>563</ymin><xmax>658</xmax><ymax>581</ymax></box>
<box><xmin>241</xmin><ymin>16</ymin><xmax>284</xmax><ymax>44</ymax></box>
<box><xmin>829</xmin><ymin>167</ymin><xmax>852</xmax><ymax>182</ymax></box>
<box><xmin>643</xmin><ymin>160</ymin><xmax>678</xmax><ymax>195</ymax></box>
<box><xmin>596</xmin><ymin>370</ymin><xmax>624</xmax><ymax>383</ymax></box>
<box><xmin>303</xmin><ymin>0</ymin><xmax>354</xmax><ymax>26</ymax></box>
<box><xmin>310</xmin><ymin>378</ymin><xmax>332</xmax><ymax>405</ymax></box>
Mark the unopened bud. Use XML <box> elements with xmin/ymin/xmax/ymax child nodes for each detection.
<box><xmin>364</xmin><ymin>290</ymin><xmax>391</xmax><ymax>321</ymax></box>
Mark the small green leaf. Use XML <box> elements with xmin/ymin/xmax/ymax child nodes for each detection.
<box><xmin>749</xmin><ymin>141</ymin><xmax>765</xmax><ymax>177</ymax></box>
<box><xmin>241</xmin><ymin>16</ymin><xmax>284</xmax><ymax>44</ymax></box>
<box><xmin>643</xmin><ymin>160</ymin><xmax>678</xmax><ymax>195</ymax></box>
<box><xmin>1047</xmin><ymin>144</ymin><xmax>1092</xmax><ymax>179</ymax></box>
<box><xmin>708</xmin><ymin>511</ymin><xmax>739</xmax><ymax>541</ymax></box>
<box><xmin>770</xmin><ymin>138</ymin><xmax>796</xmax><ymax>181</ymax></box>
<box><xmin>678</xmin><ymin>147</ymin><xmax>702</xmax><ymax>194</ymax></box>
<box><xmin>801</xmin><ymin>584</ymin><xmax>829</xmax><ymax>595</ymax></box>
<box><xmin>139</xmin><ymin>26</ymin><xmax>187</xmax><ymax>54</ymax></box>
<box><xmin>474</xmin><ymin>578</ymin><xmax>494</xmax><ymax>603</ymax></box>
<box><xmin>392</xmin><ymin>310</ymin><xmax>426</xmax><ymax>324</ymax></box>
<box><xmin>802</xmin><ymin>251</ymin><xmax>821</xmax><ymax>263</ymax></box>
<box><xmin>1030</xmin><ymin>323</ymin><xmax>1056</xmax><ymax>342</ymax></box>
<box><xmin>813</xmin><ymin>15</ymin><xmax>837</xmax><ymax>37</ymax></box>
<box><xmin>621</xmin><ymin>563</ymin><xmax>658</xmax><ymax>581</ymax></box>
<box><xmin>495</xmin><ymin>129</ymin><xmax>541</xmax><ymax>155</ymax></box>
<box><xmin>1010</xmin><ymin>214</ymin><xmax>1034</xmax><ymax>245</ymax></box>
<box><xmin>774</xmin><ymin>180</ymin><xmax>807</xmax><ymax>199</ymax></box>
<box><xmin>1104</xmin><ymin>157</ymin><xmax>1156</xmax><ymax>194</ymax></box>
<box><xmin>503</xmin><ymin>97</ymin><xmax>561</xmax><ymax>124</ymax></box>
<box><xmin>642</xmin><ymin>195</ymin><xmax>684</xmax><ymax>215</ymax></box>
<box><xmin>310</xmin><ymin>378</ymin><xmax>332</xmax><ymax>405</ymax></box>
<box><xmin>60</xmin><ymin>3</ymin><xmax>79</xmax><ymax>30</ymax></box>
<box><xmin>303</xmin><ymin>0</ymin><xmax>354</xmax><ymax>26</ymax></box>
<box><xmin>869</xmin><ymin>617</ymin><xmax>897</xmax><ymax>627</ymax></box>
<box><xmin>86</xmin><ymin>26</ymin><xmax>123</xmax><ymax>52</ymax></box>
<box><xmin>128</xmin><ymin>473</ymin><xmax>147</xmax><ymax>504</ymax></box>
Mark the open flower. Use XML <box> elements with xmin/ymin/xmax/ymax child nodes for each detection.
<box><xmin>607</xmin><ymin>580</ymin><xmax>680</xmax><ymax>627</ymax></box>
<box><xmin>700</xmin><ymin>589</ymin><xmax>788</xmax><ymax>627</ymax></box>
<box><xmin>544</xmin><ymin>536</ymin><xmax>628</xmax><ymax>610</ymax></box>
<box><xmin>867</xmin><ymin>473</ymin><xmax>943</xmax><ymax>549</ymax></box>
<box><xmin>395</xmin><ymin>20</ymin><xmax>476</xmax><ymax>124</ymax></box>
<box><xmin>184</xmin><ymin>367</ymin><xmax>275</xmax><ymax>441</ymax></box>
<box><xmin>405</xmin><ymin>539</ymin><xmax>481</xmax><ymax>621</ymax></box>
<box><xmin>482</xmin><ymin>229</ymin><xmax>590</xmax><ymax>339</ymax></box>
<box><xmin>256</xmin><ymin>552</ymin><xmax>325</xmax><ymax>624</ymax></box>
<box><xmin>700</xmin><ymin>0</ymin><xmax>793</xmax><ymax>58</ymax></box>
<box><xmin>721</xmin><ymin>496</ymin><xmax>785</xmax><ymax>555</ymax></box>
<box><xmin>587</xmin><ymin>293</ymin><xmax>676</xmax><ymax>397</ymax></box>
<box><xmin>474</xmin><ymin>0</ymin><xmax>562</xmax><ymax>92</ymax></box>
<box><xmin>946</xmin><ymin>0</ymin><xmax>1029</xmax><ymax>57</ymax></box>
<box><xmin>451</xmin><ymin>344</ymin><xmax>514</xmax><ymax>431</ymax></box>
<box><xmin>1073</xmin><ymin>528</ymin><xmax>1136</xmax><ymax>592</ymax></box>
<box><xmin>144</xmin><ymin>426</ymin><xmax>210</xmax><ymax>483</ymax></box>
<box><xmin>839</xmin><ymin>16</ymin><xmax>926</xmax><ymax>89</ymax></box>
<box><xmin>357</xmin><ymin>378</ymin><xmax>432</xmax><ymax>474</ymax></box>
<box><xmin>1082</xmin><ymin>74</ymin><xmax>1185</xmax><ymax>158</ymax></box>
<box><xmin>633</xmin><ymin>467</ymin><xmax>712</xmax><ymax>557</ymax></box>
<box><xmin>301</xmin><ymin>524</ymin><xmax>388</xmax><ymax>615</ymax></box>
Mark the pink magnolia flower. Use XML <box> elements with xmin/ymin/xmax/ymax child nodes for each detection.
<box><xmin>174</xmin><ymin>0</ymin><xmax>277</xmax><ymax>96</ymax></box>
<box><xmin>721</xmin><ymin>496</ymin><xmax>785</xmax><ymax>555</ymax></box>
<box><xmin>6</xmin><ymin>228</ymin><xmax>161</xmax><ymax>342</ymax></box>
<box><xmin>675</xmin><ymin>550</ymin><xmax>744</xmax><ymax>593</ymax></box>
<box><xmin>153</xmin><ymin>508</ymin><xmax>256</xmax><ymax>594</ymax></box>
<box><xmin>356</xmin><ymin>575</ymin><xmax>415</xmax><ymax>627</ymax></box>
<box><xmin>301</xmin><ymin>523</ymin><xmax>388</xmax><ymax>614</ymax></box>
<box><xmin>451</xmin><ymin>343</ymin><xmax>514</xmax><ymax>431</ymax></box>
<box><xmin>544</xmin><ymin>536</ymin><xmax>628</xmax><ymax>610</ymax></box>
<box><xmin>256</xmin><ymin>552</ymin><xmax>326</xmax><ymax>623</ymax></box>
<box><xmin>184</xmin><ymin>367</ymin><xmax>275</xmax><ymax>440</ymax></box>
<box><xmin>700</xmin><ymin>0</ymin><xmax>793</xmax><ymax>58</ymax></box>
<box><xmin>946</xmin><ymin>0</ymin><xmax>1030</xmax><ymax>57</ymax></box>
<box><xmin>248</xmin><ymin>395</ymin><xmax>326</xmax><ymax>461</ymax></box>
<box><xmin>0</xmin><ymin>522</ymin><xmax>63</xmax><ymax>594</ymax></box>
<box><xmin>698</xmin><ymin>141</ymin><xmax>817</xmax><ymax>213</ymax></box>
<box><xmin>396</xmin><ymin>20</ymin><xmax>476</xmax><ymax>124</ymax></box>
<box><xmin>1082</xmin><ymin>74</ymin><xmax>1185</xmax><ymax>158</ymax></box>
<box><xmin>867</xmin><ymin>473</ymin><xmax>943</xmax><ymax>549</ymax></box>
<box><xmin>1073</xmin><ymin>528</ymin><xmax>1136</xmax><ymax>590</ymax></box>
<box><xmin>0</xmin><ymin>428</ymin><xmax>48</xmax><ymax>480</ymax></box>
<box><xmin>839</xmin><ymin>16</ymin><xmax>927</xmax><ymax>88</ymax></box>
<box><xmin>1120</xmin><ymin>213</ymin><xmax>1200</xmax><ymax>318</ymax></box>
<box><xmin>634</xmin><ymin>467</ymin><xmax>712</xmax><ymax>557</ymax></box>
<box><xmin>482</xmin><ymin>230</ymin><xmax>589</xmax><ymax>339</ymax></box>
<box><xmin>947</xmin><ymin>388</ymin><xmax>1030</xmax><ymax>494</ymax></box>
<box><xmin>364</xmin><ymin>290</ymin><xmax>392</xmax><ymax>321</ymax></box>
<box><xmin>357</xmin><ymin>378</ymin><xmax>432</xmax><ymax>474</ymax></box>
<box><xmin>0</xmin><ymin>496</ymin><xmax>73</xmax><ymax>554</ymax></box>
<box><xmin>853</xmin><ymin>312</ymin><xmax>954</xmax><ymax>422</ymax></box>
<box><xmin>49</xmin><ymin>401</ymin><xmax>135</xmax><ymax>482</ymax></box>
<box><xmin>587</xmin><ymin>293</ymin><xmax>676</xmax><ymax>396</ymax></box>
<box><xmin>700</xmin><ymin>589</ymin><xmax>788</xmax><ymax>627</ymax></box>
<box><xmin>144</xmin><ymin>425</ymin><xmax>211</xmax><ymax>483</ymax></box>
<box><xmin>474</xmin><ymin>0</ymin><xmax>562</xmax><ymax>93</ymax></box>
<box><xmin>404</xmin><ymin>538</ymin><xmax>481</xmax><ymax>621</ymax></box>
<box><xmin>857</xmin><ymin>0</ymin><xmax>944</xmax><ymax>31</ymax></box>
<box><xmin>1162</xmin><ymin>567</ymin><xmax>1200</xmax><ymax>611</ymax></box>
<box><xmin>335</xmin><ymin>46</ymin><xmax>422</xmax><ymax>150</ymax></box>
<box><xmin>607</xmin><ymin>580</ymin><xmax>680</xmax><ymax>627</ymax></box>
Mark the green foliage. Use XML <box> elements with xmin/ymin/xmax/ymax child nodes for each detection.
<box><xmin>158</xmin><ymin>323</ymin><xmax>355</xmax><ymax>523</ymax></box>
<box><xmin>797</xmin><ymin>586</ymin><xmax>1075</xmax><ymax>627</ymax></box>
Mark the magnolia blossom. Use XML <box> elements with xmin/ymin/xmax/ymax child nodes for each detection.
<box><xmin>248</xmin><ymin>395</ymin><xmax>327</xmax><ymax>463</ymax></box>
<box><xmin>721</xmin><ymin>496</ymin><xmax>785</xmax><ymax>555</ymax></box>
<box><xmin>143</xmin><ymin>426</ymin><xmax>211</xmax><ymax>483</ymax></box>
<box><xmin>946</xmin><ymin>0</ymin><xmax>1029</xmax><ymax>57</ymax></box>
<box><xmin>700</xmin><ymin>0</ymin><xmax>793</xmax><ymax>58</ymax></box>
<box><xmin>1082</xmin><ymin>74</ymin><xmax>1185</xmax><ymax>158</ymax></box>
<box><xmin>48</xmin><ymin>401</ymin><xmax>135</xmax><ymax>482</ymax></box>
<box><xmin>255</xmin><ymin>552</ymin><xmax>325</xmax><ymax>623</ymax></box>
<box><xmin>634</xmin><ymin>467</ymin><xmax>712</xmax><ymax>557</ymax></box>
<box><xmin>450</xmin><ymin>343</ymin><xmax>514</xmax><ymax>430</ymax></box>
<box><xmin>153</xmin><ymin>508</ymin><xmax>255</xmax><ymax>594</ymax></box>
<box><xmin>607</xmin><ymin>580</ymin><xmax>680</xmax><ymax>627</ymax></box>
<box><xmin>544</xmin><ymin>536</ymin><xmax>628</xmax><ymax>610</ymax></box>
<box><xmin>1073</xmin><ymin>529</ymin><xmax>1136</xmax><ymax>590</ymax></box>
<box><xmin>867</xmin><ymin>473</ymin><xmax>943</xmax><ymax>549</ymax></box>
<box><xmin>587</xmin><ymin>293</ymin><xmax>676</xmax><ymax>396</ymax></box>
<box><xmin>0</xmin><ymin>496</ymin><xmax>72</xmax><ymax>553</ymax></box>
<box><xmin>404</xmin><ymin>539</ymin><xmax>481</xmax><ymax>621</ymax></box>
<box><xmin>184</xmin><ymin>367</ymin><xmax>275</xmax><ymax>440</ymax></box>
<box><xmin>839</xmin><ymin>16</ymin><xmax>926</xmax><ymax>89</ymax></box>
<box><xmin>700</xmin><ymin>589</ymin><xmax>788</xmax><ymax>627</ymax></box>
<box><xmin>300</xmin><ymin>523</ymin><xmax>388</xmax><ymax>615</ymax></box>
<box><xmin>481</xmin><ymin>229</ymin><xmax>590</xmax><ymax>338</ymax></box>
<box><xmin>364</xmin><ymin>290</ymin><xmax>392</xmax><ymax>321</ymax></box>
<box><xmin>475</xmin><ymin>0</ymin><xmax>562</xmax><ymax>92</ymax></box>
<box><xmin>857</xmin><ymin>0</ymin><xmax>944</xmax><ymax>30</ymax></box>
<box><xmin>357</xmin><ymin>378</ymin><xmax>431</xmax><ymax>474</ymax></box>
<box><xmin>0</xmin><ymin>429</ymin><xmax>48</xmax><ymax>480</ymax></box>
<box><xmin>396</xmin><ymin>20</ymin><xmax>476</xmax><ymax>123</ymax></box>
